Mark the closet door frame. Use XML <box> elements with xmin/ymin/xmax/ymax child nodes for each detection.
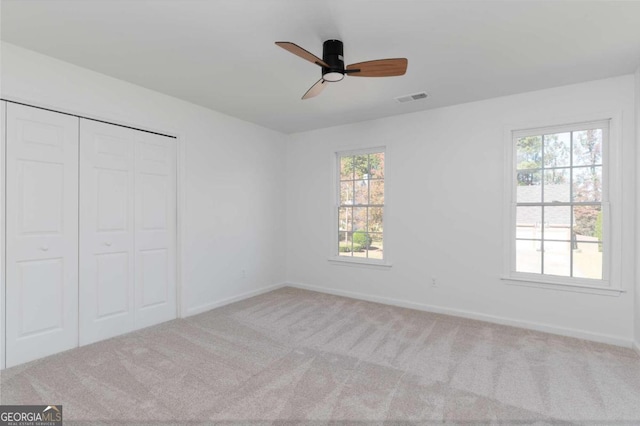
<box><xmin>0</xmin><ymin>98</ymin><xmax>184</xmax><ymax>369</ymax></box>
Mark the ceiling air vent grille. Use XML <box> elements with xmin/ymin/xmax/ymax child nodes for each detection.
<box><xmin>395</xmin><ymin>92</ymin><xmax>428</xmax><ymax>103</ymax></box>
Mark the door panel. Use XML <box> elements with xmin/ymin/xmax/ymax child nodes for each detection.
<box><xmin>79</xmin><ymin>119</ymin><xmax>136</xmax><ymax>345</ymax></box>
<box><xmin>95</xmin><ymin>252</ymin><xmax>130</xmax><ymax>318</ymax></box>
<box><xmin>18</xmin><ymin>258</ymin><xmax>64</xmax><ymax>336</ymax></box>
<box><xmin>140</xmin><ymin>248</ymin><xmax>169</xmax><ymax>308</ymax></box>
<box><xmin>19</xmin><ymin>161</ymin><xmax>64</xmax><ymax>233</ymax></box>
<box><xmin>135</xmin><ymin>133</ymin><xmax>176</xmax><ymax>328</ymax></box>
<box><xmin>140</xmin><ymin>174</ymin><xmax>168</xmax><ymax>229</ymax></box>
<box><xmin>97</xmin><ymin>169</ymin><xmax>129</xmax><ymax>231</ymax></box>
<box><xmin>5</xmin><ymin>104</ymin><xmax>79</xmax><ymax>367</ymax></box>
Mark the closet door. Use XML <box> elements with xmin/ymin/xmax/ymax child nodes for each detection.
<box><xmin>135</xmin><ymin>132</ymin><xmax>176</xmax><ymax>328</ymax></box>
<box><xmin>5</xmin><ymin>103</ymin><xmax>79</xmax><ymax>367</ymax></box>
<box><xmin>79</xmin><ymin>119</ymin><xmax>135</xmax><ymax>345</ymax></box>
<box><xmin>1</xmin><ymin>101</ymin><xmax>6</xmax><ymax>370</ymax></box>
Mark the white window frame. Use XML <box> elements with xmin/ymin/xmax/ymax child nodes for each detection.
<box><xmin>502</xmin><ymin>115</ymin><xmax>624</xmax><ymax>295</ymax></box>
<box><xmin>329</xmin><ymin>146</ymin><xmax>391</xmax><ymax>268</ymax></box>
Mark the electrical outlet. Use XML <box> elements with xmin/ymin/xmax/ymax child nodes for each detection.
<box><xmin>431</xmin><ymin>277</ymin><xmax>437</xmax><ymax>287</ymax></box>
<box><xmin>241</xmin><ymin>269</ymin><xmax>247</xmax><ymax>279</ymax></box>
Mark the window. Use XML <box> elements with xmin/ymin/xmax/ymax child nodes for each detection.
<box><xmin>509</xmin><ymin>120</ymin><xmax>610</xmax><ymax>285</ymax></box>
<box><xmin>335</xmin><ymin>149</ymin><xmax>385</xmax><ymax>263</ymax></box>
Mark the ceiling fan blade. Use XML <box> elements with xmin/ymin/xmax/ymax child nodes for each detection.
<box><xmin>346</xmin><ymin>58</ymin><xmax>408</xmax><ymax>77</ymax></box>
<box><xmin>302</xmin><ymin>78</ymin><xmax>327</xmax><ymax>100</ymax></box>
<box><xmin>275</xmin><ymin>41</ymin><xmax>329</xmax><ymax>68</ymax></box>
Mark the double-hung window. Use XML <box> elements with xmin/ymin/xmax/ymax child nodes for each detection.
<box><xmin>335</xmin><ymin>148</ymin><xmax>385</xmax><ymax>262</ymax></box>
<box><xmin>509</xmin><ymin>120</ymin><xmax>610</xmax><ymax>285</ymax></box>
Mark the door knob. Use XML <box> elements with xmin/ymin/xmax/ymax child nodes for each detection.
<box><xmin>40</xmin><ymin>246</ymin><xmax>49</xmax><ymax>251</ymax></box>
<box><xmin>104</xmin><ymin>242</ymin><xmax>112</xmax><ymax>246</ymax></box>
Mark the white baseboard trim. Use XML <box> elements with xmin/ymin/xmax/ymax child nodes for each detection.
<box><xmin>185</xmin><ymin>282</ymin><xmax>286</xmax><ymax>317</ymax></box>
<box><xmin>634</xmin><ymin>342</ymin><xmax>640</xmax><ymax>358</ymax></box>
<box><xmin>285</xmin><ymin>282</ymin><xmax>633</xmax><ymax>348</ymax></box>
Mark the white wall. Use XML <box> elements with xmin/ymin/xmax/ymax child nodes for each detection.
<box><xmin>635</xmin><ymin>64</ymin><xmax>640</xmax><ymax>351</ymax></box>
<box><xmin>286</xmin><ymin>75</ymin><xmax>636</xmax><ymax>346</ymax></box>
<box><xmin>0</xmin><ymin>42</ymin><xmax>287</xmax><ymax>317</ymax></box>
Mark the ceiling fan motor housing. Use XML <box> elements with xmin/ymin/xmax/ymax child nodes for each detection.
<box><xmin>322</xmin><ymin>39</ymin><xmax>345</xmax><ymax>81</ymax></box>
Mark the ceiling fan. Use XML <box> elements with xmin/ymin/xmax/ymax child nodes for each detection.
<box><xmin>275</xmin><ymin>40</ymin><xmax>408</xmax><ymax>99</ymax></box>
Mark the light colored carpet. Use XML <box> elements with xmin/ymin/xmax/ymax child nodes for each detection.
<box><xmin>1</xmin><ymin>286</ymin><xmax>639</xmax><ymax>425</ymax></box>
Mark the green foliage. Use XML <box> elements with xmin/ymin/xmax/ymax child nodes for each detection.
<box><xmin>517</xmin><ymin>130</ymin><xmax>602</xmax><ymax>191</ymax></box>
<box><xmin>353</xmin><ymin>230</ymin><xmax>371</xmax><ymax>249</ymax></box>
<box><xmin>516</xmin><ymin>134</ymin><xmax>570</xmax><ymax>186</ymax></box>
<box><xmin>573</xmin><ymin>206</ymin><xmax>599</xmax><ymax>237</ymax></box>
<box><xmin>339</xmin><ymin>242</ymin><xmax>363</xmax><ymax>252</ymax></box>
<box><xmin>369</xmin><ymin>233</ymin><xmax>383</xmax><ymax>243</ymax></box>
<box><xmin>595</xmin><ymin>211</ymin><xmax>603</xmax><ymax>252</ymax></box>
<box><xmin>341</xmin><ymin>154</ymin><xmax>382</xmax><ymax>179</ymax></box>
<box><xmin>543</xmin><ymin>134</ymin><xmax>570</xmax><ymax>168</ymax></box>
<box><xmin>516</xmin><ymin>136</ymin><xmax>542</xmax><ymax>187</ymax></box>
<box><xmin>516</xmin><ymin>136</ymin><xmax>542</xmax><ymax>171</ymax></box>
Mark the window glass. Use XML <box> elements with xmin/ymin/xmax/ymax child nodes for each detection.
<box><xmin>338</xmin><ymin>150</ymin><xmax>385</xmax><ymax>260</ymax></box>
<box><xmin>513</xmin><ymin>124</ymin><xmax>606</xmax><ymax>280</ymax></box>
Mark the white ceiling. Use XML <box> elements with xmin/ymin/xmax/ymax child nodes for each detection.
<box><xmin>2</xmin><ymin>1</ymin><xmax>640</xmax><ymax>134</ymax></box>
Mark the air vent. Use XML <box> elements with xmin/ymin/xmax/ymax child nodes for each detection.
<box><xmin>395</xmin><ymin>92</ymin><xmax>428</xmax><ymax>103</ymax></box>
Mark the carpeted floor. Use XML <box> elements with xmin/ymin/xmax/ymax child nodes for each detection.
<box><xmin>1</xmin><ymin>286</ymin><xmax>640</xmax><ymax>425</ymax></box>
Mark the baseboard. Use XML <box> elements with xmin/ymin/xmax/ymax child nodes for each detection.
<box><xmin>286</xmin><ymin>282</ymin><xmax>633</xmax><ymax>348</ymax></box>
<box><xmin>185</xmin><ymin>282</ymin><xmax>286</xmax><ymax>317</ymax></box>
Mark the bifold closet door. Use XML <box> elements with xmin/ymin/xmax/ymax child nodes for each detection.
<box><xmin>134</xmin><ymin>131</ymin><xmax>177</xmax><ymax>329</ymax></box>
<box><xmin>5</xmin><ymin>103</ymin><xmax>79</xmax><ymax>368</ymax></box>
<box><xmin>79</xmin><ymin>119</ymin><xmax>136</xmax><ymax>345</ymax></box>
<box><xmin>79</xmin><ymin>120</ymin><xmax>176</xmax><ymax>344</ymax></box>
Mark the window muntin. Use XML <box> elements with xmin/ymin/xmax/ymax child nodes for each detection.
<box><xmin>513</xmin><ymin>122</ymin><xmax>607</xmax><ymax>282</ymax></box>
<box><xmin>337</xmin><ymin>150</ymin><xmax>385</xmax><ymax>261</ymax></box>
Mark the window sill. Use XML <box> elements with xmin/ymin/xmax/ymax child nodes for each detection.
<box><xmin>328</xmin><ymin>257</ymin><xmax>392</xmax><ymax>269</ymax></box>
<box><xmin>501</xmin><ymin>274</ymin><xmax>624</xmax><ymax>296</ymax></box>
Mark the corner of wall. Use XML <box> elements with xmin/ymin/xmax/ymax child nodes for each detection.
<box><xmin>635</xmin><ymin>63</ymin><xmax>640</xmax><ymax>349</ymax></box>
<box><xmin>283</xmin><ymin>132</ymin><xmax>294</xmax><ymax>284</ymax></box>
